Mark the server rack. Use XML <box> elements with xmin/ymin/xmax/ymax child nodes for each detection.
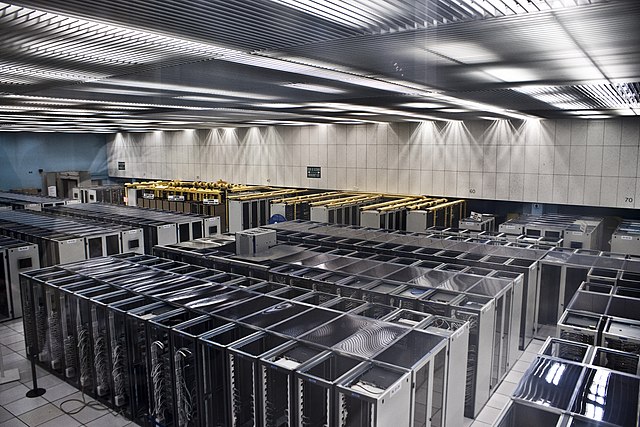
<box><xmin>198</xmin><ymin>323</ymin><xmax>260</xmax><ymax>427</ymax></box>
<box><xmin>603</xmin><ymin>317</ymin><xmax>640</xmax><ymax>355</ymax></box>
<box><xmin>226</xmin><ymin>331</ymin><xmax>289</xmax><ymax>427</ymax></box>
<box><xmin>258</xmin><ymin>341</ymin><xmax>325</xmax><ymax>427</ymax></box>
<box><xmin>295</xmin><ymin>351</ymin><xmax>364</xmax><ymax>426</ymax></box>
<box><xmin>557</xmin><ymin>310</ymin><xmax>604</xmax><ymax>346</ymax></box>
<box><xmin>372</xmin><ymin>330</ymin><xmax>448</xmax><ymax>427</ymax></box>
<box><xmin>0</xmin><ymin>210</ymin><xmax>144</xmax><ymax>265</ymax></box>
<box><xmin>0</xmin><ymin>191</ymin><xmax>70</xmax><ymax>211</ymax></box>
<box><xmin>335</xmin><ymin>362</ymin><xmax>412</xmax><ymax>427</ymax></box>
<box><xmin>450</xmin><ymin>293</ymin><xmax>495</xmax><ymax>418</ymax></box>
<box><xmin>419</xmin><ymin>316</ymin><xmax>470</xmax><ymax>427</ymax></box>
<box><xmin>0</xmin><ymin>237</ymin><xmax>39</xmax><ymax>320</ymax></box>
<box><xmin>611</xmin><ymin>220</ymin><xmax>640</xmax><ymax>255</ymax></box>
<box><xmin>45</xmin><ymin>203</ymin><xmax>220</xmax><ymax>253</ymax></box>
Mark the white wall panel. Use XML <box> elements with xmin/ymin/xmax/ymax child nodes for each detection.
<box><xmin>108</xmin><ymin>118</ymin><xmax>640</xmax><ymax>208</ymax></box>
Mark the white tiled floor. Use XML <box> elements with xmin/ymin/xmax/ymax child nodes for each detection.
<box><xmin>0</xmin><ymin>319</ymin><xmax>136</xmax><ymax>427</ymax></box>
<box><xmin>462</xmin><ymin>337</ymin><xmax>545</xmax><ymax>427</ymax></box>
<box><xmin>1</xmin><ymin>316</ymin><xmax>544</xmax><ymax>427</ymax></box>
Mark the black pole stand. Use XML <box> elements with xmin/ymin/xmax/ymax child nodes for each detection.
<box><xmin>25</xmin><ymin>284</ymin><xmax>45</xmax><ymax>398</ymax></box>
<box><xmin>26</xmin><ymin>353</ymin><xmax>45</xmax><ymax>398</ymax></box>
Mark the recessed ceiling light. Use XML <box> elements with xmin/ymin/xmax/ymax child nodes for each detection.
<box><xmin>483</xmin><ymin>67</ymin><xmax>539</xmax><ymax>83</ymax></box>
<box><xmin>281</xmin><ymin>82</ymin><xmax>346</xmax><ymax>94</ymax></box>
<box><xmin>400</xmin><ymin>102</ymin><xmax>445</xmax><ymax>109</ymax></box>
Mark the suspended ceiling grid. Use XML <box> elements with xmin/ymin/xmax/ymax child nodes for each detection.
<box><xmin>0</xmin><ymin>0</ymin><xmax>638</xmax><ymax>132</ymax></box>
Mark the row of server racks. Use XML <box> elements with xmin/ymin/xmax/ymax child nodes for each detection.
<box><xmin>260</xmin><ymin>220</ymin><xmax>545</xmax><ymax>351</ymax></box>
<box><xmin>0</xmin><ymin>209</ymin><xmax>144</xmax><ymax>266</ymax></box>
<box><xmin>497</xmin><ymin>250</ymin><xmax>640</xmax><ymax>427</ymax></box>
<box><xmin>495</xmin><ymin>336</ymin><xmax>640</xmax><ymax>427</ymax></box>
<box><xmin>72</xmin><ymin>185</ymin><xmax>126</xmax><ymax>205</ymax></box>
<box><xmin>498</xmin><ymin>214</ymin><xmax>604</xmax><ymax>250</ymax></box>
<box><xmin>154</xmin><ymin>224</ymin><xmax>527</xmax><ymax>420</ymax></box>
<box><xmin>495</xmin><ymin>234</ymin><xmax>640</xmax><ymax>426</ymax></box>
<box><xmin>42</xmin><ymin>203</ymin><xmax>221</xmax><ymax>254</ymax></box>
<box><xmin>0</xmin><ymin>191</ymin><xmax>77</xmax><ymax>211</ymax></box>
<box><xmin>21</xmin><ymin>253</ymin><xmax>470</xmax><ymax>427</ymax></box>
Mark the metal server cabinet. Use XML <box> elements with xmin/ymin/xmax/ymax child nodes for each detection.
<box><xmin>449</xmin><ymin>293</ymin><xmax>496</xmax><ymax>418</ymax></box>
<box><xmin>111</xmin><ymin>297</ymin><xmax>176</xmax><ymax>424</ymax></box>
<box><xmin>557</xmin><ymin>310</ymin><xmax>604</xmax><ymax>346</ymax></box>
<box><xmin>258</xmin><ymin>341</ymin><xmax>325</xmax><ymax>427</ymax></box>
<box><xmin>198</xmin><ymin>323</ymin><xmax>260</xmax><ymax>427</ymax></box>
<box><xmin>611</xmin><ymin>220</ymin><xmax>640</xmax><ymax>255</ymax></box>
<box><xmin>170</xmin><ymin>315</ymin><xmax>227</xmax><ymax>427</ymax></box>
<box><xmin>335</xmin><ymin>362</ymin><xmax>412</xmax><ymax>427</ymax></box>
<box><xmin>226</xmin><ymin>332</ymin><xmax>289</xmax><ymax>427</ymax></box>
<box><xmin>0</xmin><ymin>238</ymin><xmax>39</xmax><ymax>319</ymax></box>
<box><xmin>420</xmin><ymin>316</ymin><xmax>470</xmax><ymax>427</ymax></box>
<box><xmin>603</xmin><ymin>317</ymin><xmax>640</xmax><ymax>355</ymax></box>
<box><xmin>229</xmin><ymin>199</ymin><xmax>272</xmax><ymax>233</ymax></box>
<box><xmin>373</xmin><ymin>329</ymin><xmax>448</xmax><ymax>427</ymax></box>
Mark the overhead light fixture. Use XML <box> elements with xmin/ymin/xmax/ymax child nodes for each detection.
<box><xmin>100</xmin><ymin>79</ymin><xmax>279</xmax><ymax>100</ymax></box>
<box><xmin>252</xmin><ymin>103</ymin><xmax>302</xmax><ymax>109</ymax></box>
<box><xmin>281</xmin><ymin>82</ymin><xmax>346</xmax><ymax>94</ymax></box>
<box><xmin>483</xmin><ymin>67</ymin><xmax>539</xmax><ymax>83</ymax></box>
<box><xmin>400</xmin><ymin>102</ymin><xmax>445</xmax><ymax>109</ymax></box>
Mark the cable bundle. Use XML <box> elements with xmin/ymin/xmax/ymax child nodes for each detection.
<box><xmin>77</xmin><ymin>324</ymin><xmax>92</xmax><ymax>387</ymax></box>
<box><xmin>111</xmin><ymin>335</ymin><xmax>127</xmax><ymax>407</ymax></box>
<box><xmin>64</xmin><ymin>334</ymin><xmax>77</xmax><ymax>379</ymax></box>
<box><xmin>151</xmin><ymin>340</ymin><xmax>167</xmax><ymax>424</ymax></box>
<box><xmin>36</xmin><ymin>304</ymin><xmax>48</xmax><ymax>360</ymax></box>
<box><xmin>93</xmin><ymin>333</ymin><xmax>110</xmax><ymax>396</ymax></box>
<box><xmin>48</xmin><ymin>309</ymin><xmax>63</xmax><ymax>369</ymax></box>
<box><xmin>175</xmin><ymin>348</ymin><xmax>194</xmax><ymax>427</ymax></box>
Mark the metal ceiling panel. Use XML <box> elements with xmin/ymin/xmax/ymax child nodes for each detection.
<box><xmin>0</xmin><ymin>0</ymin><xmax>637</xmax><ymax>131</ymax></box>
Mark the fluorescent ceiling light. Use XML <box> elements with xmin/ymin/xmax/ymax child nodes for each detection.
<box><xmin>252</xmin><ymin>103</ymin><xmax>302</xmax><ymax>109</ymax></box>
<box><xmin>579</xmin><ymin>115</ymin><xmax>612</xmax><ymax>119</ymax></box>
<box><xmin>483</xmin><ymin>67</ymin><xmax>539</xmax><ymax>83</ymax></box>
<box><xmin>439</xmin><ymin>109</ymin><xmax>469</xmax><ymax>113</ymax></box>
<box><xmin>100</xmin><ymin>79</ymin><xmax>279</xmax><ymax>100</ymax></box>
<box><xmin>400</xmin><ymin>102</ymin><xmax>445</xmax><ymax>109</ymax></box>
<box><xmin>281</xmin><ymin>82</ymin><xmax>346</xmax><ymax>94</ymax></box>
<box><xmin>176</xmin><ymin>96</ymin><xmax>234</xmax><ymax>103</ymax></box>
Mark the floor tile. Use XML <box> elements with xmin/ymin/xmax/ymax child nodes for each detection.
<box><xmin>85</xmin><ymin>412</ymin><xmax>130</xmax><ymax>427</ymax></box>
<box><xmin>517</xmin><ymin>351</ymin><xmax>537</xmax><ymax>363</ymax></box>
<box><xmin>43</xmin><ymin>382</ymin><xmax>79</xmax><ymax>403</ymax></box>
<box><xmin>0</xmin><ymin>335</ymin><xmax>24</xmax><ymax>346</ymax></box>
<box><xmin>503</xmin><ymin>369</ymin><xmax>524</xmax><ymax>385</ymax></box>
<box><xmin>485</xmin><ymin>392</ymin><xmax>510</xmax><ymax>410</ymax></box>
<box><xmin>511</xmin><ymin>360</ymin><xmax>531</xmax><ymax>373</ymax></box>
<box><xmin>463</xmin><ymin>416</ymin><xmax>474</xmax><ymax>427</ymax></box>
<box><xmin>496</xmin><ymin>380</ymin><xmax>518</xmax><ymax>397</ymax></box>
<box><xmin>0</xmin><ymin>408</ymin><xmax>13</xmax><ymax>424</ymax></box>
<box><xmin>4</xmin><ymin>395</ymin><xmax>48</xmax><ymax>417</ymax></box>
<box><xmin>476</xmin><ymin>405</ymin><xmax>502</xmax><ymax>425</ymax></box>
<box><xmin>7</xmin><ymin>342</ymin><xmax>26</xmax><ymax>353</ymax></box>
<box><xmin>32</xmin><ymin>375</ymin><xmax>63</xmax><ymax>390</ymax></box>
<box><xmin>0</xmin><ymin>418</ymin><xmax>27</xmax><ymax>427</ymax></box>
<box><xmin>0</xmin><ymin>384</ymin><xmax>30</xmax><ymax>406</ymax></box>
<box><xmin>470</xmin><ymin>421</ymin><xmax>491</xmax><ymax>427</ymax></box>
<box><xmin>37</xmin><ymin>414</ymin><xmax>82</xmax><ymax>427</ymax></box>
<box><xmin>52</xmin><ymin>393</ymin><xmax>107</xmax><ymax>425</ymax></box>
<box><xmin>18</xmin><ymin>403</ymin><xmax>63</xmax><ymax>427</ymax></box>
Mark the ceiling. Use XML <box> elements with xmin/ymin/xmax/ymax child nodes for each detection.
<box><xmin>0</xmin><ymin>0</ymin><xmax>638</xmax><ymax>132</ymax></box>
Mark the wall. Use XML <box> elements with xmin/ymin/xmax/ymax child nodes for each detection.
<box><xmin>107</xmin><ymin>118</ymin><xmax>640</xmax><ymax>209</ymax></box>
<box><xmin>0</xmin><ymin>133</ymin><xmax>108</xmax><ymax>190</ymax></box>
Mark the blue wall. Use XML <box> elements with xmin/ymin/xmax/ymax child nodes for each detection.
<box><xmin>0</xmin><ymin>133</ymin><xmax>108</xmax><ymax>190</ymax></box>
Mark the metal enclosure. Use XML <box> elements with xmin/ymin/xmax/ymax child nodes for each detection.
<box><xmin>0</xmin><ymin>237</ymin><xmax>39</xmax><ymax>319</ymax></box>
<box><xmin>335</xmin><ymin>362</ymin><xmax>412</xmax><ymax>427</ymax></box>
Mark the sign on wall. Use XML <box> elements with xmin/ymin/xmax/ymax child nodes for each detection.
<box><xmin>307</xmin><ymin>166</ymin><xmax>321</xmax><ymax>179</ymax></box>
